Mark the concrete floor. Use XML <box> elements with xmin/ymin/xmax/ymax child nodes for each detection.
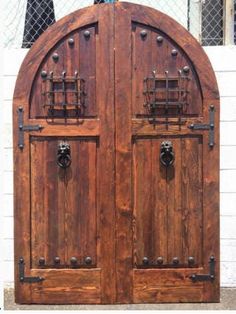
<box><xmin>3</xmin><ymin>288</ymin><xmax>236</xmax><ymax>310</ymax></box>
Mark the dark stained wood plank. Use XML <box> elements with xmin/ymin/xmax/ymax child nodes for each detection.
<box><xmin>79</xmin><ymin>25</ymin><xmax>97</xmax><ymax>116</ymax></box>
<box><xmin>14</xmin><ymin>1</ymin><xmax>220</xmax><ymax>304</ymax></box>
<box><xmin>131</xmin><ymin>23</ymin><xmax>153</xmax><ymax>116</ymax></box>
<box><xmin>114</xmin><ymin>4</ymin><xmax>133</xmax><ymax>303</ymax></box>
<box><xmin>96</xmin><ymin>4</ymin><xmax>116</xmax><ymax>304</ymax></box>
<box><xmin>133</xmin><ymin>140</ymin><xmax>153</xmax><ymax>265</ymax></box>
<box><xmin>151</xmin><ymin>138</ymin><xmax>168</xmax><ymax>264</ymax></box>
<box><xmin>133</xmin><ymin>268</ymin><xmax>204</xmax><ymax>303</ymax></box>
<box><xmin>181</xmin><ymin>137</ymin><xmax>203</xmax><ymax>266</ymax></box>
<box><xmin>202</xmin><ymin>100</ymin><xmax>220</xmax><ymax>302</ymax></box>
<box><xmin>166</xmin><ymin>138</ymin><xmax>183</xmax><ymax>265</ymax></box>
<box><xmin>65</xmin><ymin>139</ymin><xmax>97</xmax><ymax>266</ymax></box>
<box><xmin>30</xmin><ymin>269</ymin><xmax>101</xmax><ymax>304</ymax></box>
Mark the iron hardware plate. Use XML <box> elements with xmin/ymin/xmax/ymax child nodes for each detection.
<box><xmin>57</xmin><ymin>141</ymin><xmax>71</xmax><ymax>168</ymax></box>
<box><xmin>160</xmin><ymin>141</ymin><xmax>175</xmax><ymax>167</ymax></box>
<box><xmin>188</xmin><ymin>105</ymin><xmax>215</xmax><ymax>148</ymax></box>
<box><xmin>189</xmin><ymin>256</ymin><xmax>215</xmax><ymax>282</ymax></box>
<box><xmin>19</xmin><ymin>258</ymin><xmax>44</xmax><ymax>283</ymax></box>
<box><xmin>18</xmin><ymin>106</ymin><xmax>44</xmax><ymax>149</ymax></box>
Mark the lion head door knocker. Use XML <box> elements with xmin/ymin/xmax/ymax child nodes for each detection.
<box><xmin>160</xmin><ymin>141</ymin><xmax>175</xmax><ymax>167</ymax></box>
<box><xmin>57</xmin><ymin>141</ymin><xmax>71</xmax><ymax>168</ymax></box>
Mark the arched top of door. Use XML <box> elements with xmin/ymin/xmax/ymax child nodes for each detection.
<box><xmin>14</xmin><ymin>2</ymin><xmax>219</xmax><ymax>110</ymax></box>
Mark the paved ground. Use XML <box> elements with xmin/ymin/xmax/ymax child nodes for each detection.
<box><xmin>4</xmin><ymin>288</ymin><xmax>236</xmax><ymax>310</ymax></box>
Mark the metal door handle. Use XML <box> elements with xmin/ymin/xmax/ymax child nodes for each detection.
<box><xmin>57</xmin><ymin>141</ymin><xmax>71</xmax><ymax>168</ymax></box>
<box><xmin>160</xmin><ymin>141</ymin><xmax>175</xmax><ymax>167</ymax></box>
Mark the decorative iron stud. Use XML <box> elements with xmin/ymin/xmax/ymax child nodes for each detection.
<box><xmin>140</xmin><ymin>29</ymin><xmax>147</xmax><ymax>38</ymax></box>
<box><xmin>171</xmin><ymin>49</ymin><xmax>178</xmax><ymax>56</ymax></box>
<box><xmin>41</xmin><ymin>70</ymin><xmax>47</xmax><ymax>79</ymax></box>
<box><xmin>142</xmin><ymin>257</ymin><xmax>149</xmax><ymax>265</ymax></box>
<box><xmin>188</xmin><ymin>256</ymin><xmax>195</xmax><ymax>265</ymax></box>
<box><xmin>183</xmin><ymin>66</ymin><xmax>190</xmax><ymax>74</ymax></box>
<box><xmin>173</xmin><ymin>257</ymin><xmax>179</xmax><ymax>265</ymax></box>
<box><xmin>84</xmin><ymin>30</ymin><xmax>91</xmax><ymax>39</ymax></box>
<box><xmin>68</xmin><ymin>38</ymin><xmax>75</xmax><ymax>46</ymax></box>
<box><xmin>157</xmin><ymin>257</ymin><xmax>164</xmax><ymax>265</ymax></box>
<box><xmin>38</xmin><ymin>257</ymin><xmax>45</xmax><ymax>266</ymax></box>
<box><xmin>54</xmin><ymin>256</ymin><xmax>60</xmax><ymax>265</ymax></box>
<box><xmin>157</xmin><ymin>36</ymin><xmax>163</xmax><ymax>43</ymax></box>
<box><xmin>70</xmin><ymin>257</ymin><xmax>77</xmax><ymax>265</ymax></box>
<box><xmin>85</xmin><ymin>256</ymin><xmax>92</xmax><ymax>265</ymax></box>
<box><xmin>52</xmin><ymin>53</ymin><xmax>59</xmax><ymax>62</ymax></box>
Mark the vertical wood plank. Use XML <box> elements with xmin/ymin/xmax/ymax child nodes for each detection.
<box><xmin>79</xmin><ymin>25</ymin><xmax>97</xmax><ymax>116</ymax></box>
<box><xmin>115</xmin><ymin>4</ymin><xmax>133</xmax><ymax>303</ymax></box>
<box><xmin>133</xmin><ymin>140</ymin><xmax>153</xmax><ymax>265</ymax></box>
<box><xmin>181</xmin><ymin>137</ymin><xmax>203</xmax><ymax>266</ymax></box>
<box><xmin>96</xmin><ymin>4</ymin><xmax>116</xmax><ymax>303</ymax></box>
<box><xmin>166</xmin><ymin>138</ymin><xmax>183</xmax><ymax>264</ymax></box>
<box><xmin>152</xmin><ymin>139</ymin><xmax>168</xmax><ymax>264</ymax></box>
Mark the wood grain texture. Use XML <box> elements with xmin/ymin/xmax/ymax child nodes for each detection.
<box><xmin>13</xmin><ymin>2</ymin><xmax>219</xmax><ymax>304</ymax></box>
<box><xmin>133</xmin><ymin>137</ymin><xmax>203</xmax><ymax>267</ymax></box>
<box><xmin>114</xmin><ymin>5</ymin><xmax>133</xmax><ymax>303</ymax></box>
<box><xmin>14</xmin><ymin>3</ymin><xmax>115</xmax><ymax>305</ymax></box>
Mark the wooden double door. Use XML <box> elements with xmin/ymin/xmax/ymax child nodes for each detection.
<box><xmin>13</xmin><ymin>2</ymin><xmax>219</xmax><ymax>304</ymax></box>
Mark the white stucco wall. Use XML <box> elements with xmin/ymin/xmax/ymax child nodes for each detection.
<box><xmin>1</xmin><ymin>45</ymin><xmax>236</xmax><ymax>288</ymax></box>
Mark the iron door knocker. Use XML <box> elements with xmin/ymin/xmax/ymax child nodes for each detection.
<box><xmin>160</xmin><ymin>141</ymin><xmax>175</xmax><ymax>167</ymax></box>
<box><xmin>57</xmin><ymin>141</ymin><xmax>71</xmax><ymax>168</ymax></box>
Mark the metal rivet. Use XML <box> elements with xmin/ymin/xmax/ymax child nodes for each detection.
<box><xmin>19</xmin><ymin>258</ymin><xmax>24</xmax><ymax>263</ymax></box>
<box><xmin>209</xmin><ymin>143</ymin><xmax>214</xmax><ymax>148</ymax></box>
<box><xmin>70</xmin><ymin>257</ymin><xmax>77</xmax><ymax>265</ymax></box>
<box><xmin>19</xmin><ymin>144</ymin><xmax>24</xmax><ymax>149</ymax></box>
<box><xmin>190</xmin><ymin>123</ymin><xmax>194</xmax><ymax>129</ymax></box>
<box><xmin>210</xmin><ymin>255</ymin><xmax>215</xmax><ymax>261</ymax></box>
<box><xmin>188</xmin><ymin>256</ymin><xmax>195</xmax><ymax>264</ymax></box>
<box><xmin>210</xmin><ymin>275</ymin><xmax>215</xmax><ymax>279</ymax></box>
<box><xmin>140</xmin><ymin>30</ymin><xmax>147</xmax><ymax>39</ymax></box>
<box><xmin>18</xmin><ymin>106</ymin><xmax>23</xmax><ymax>112</ymax></box>
<box><xmin>84</xmin><ymin>30</ymin><xmax>90</xmax><ymax>39</ymax></box>
<box><xmin>39</xmin><ymin>257</ymin><xmax>45</xmax><ymax>266</ymax></box>
<box><xmin>157</xmin><ymin>36</ymin><xmax>163</xmax><ymax>43</ymax></box>
<box><xmin>210</xmin><ymin>105</ymin><xmax>215</xmax><ymax>110</ymax></box>
<box><xmin>157</xmin><ymin>257</ymin><xmax>163</xmax><ymax>265</ymax></box>
<box><xmin>190</xmin><ymin>274</ymin><xmax>196</xmax><ymax>280</ymax></box>
<box><xmin>41</xmin><ymin>70</ymin><xmax>47</xmax><ymax>79</ymax></box>
<box><xmin>183</xmin><ymin>66</ymin><xmax>190</xmax><ymax>74</ymax></box>
<box><xmin>85</xmin><ymin>256</ymin><xmax>92</xmax><ymax>265</ymax></box>
<box><xmin>171</xmin><ymin>49</ymin><xmax>178</xmax><ymax>57</ymax></box>
<box><xmin>52</xmin><ymin>53</ymin><xmax>59</xmax><ymax>62</ymax></box>
<box><xmin>173</xmin><ymin>257</ymin><xmax>179</xmax><ymax>265</ymax></box>
<box><xmin>68</xmin><ymin>38</ymin><xmax>75</xmax><ymax>46</ymax></box>
<box><xmin>54</xmin><ymin>256</ymin><xmax>60</xmax><ymax>264</ymax></box>
<box><xmin>142</xmin><ymin>257</ymin><xmax>149</xmax><ymax>265</ymax></box>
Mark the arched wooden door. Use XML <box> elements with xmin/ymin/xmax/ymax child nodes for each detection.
<box><xmin>14</xmin><ymin>2</ymin><xmax>219</xmax><ymax>304</ymax></box>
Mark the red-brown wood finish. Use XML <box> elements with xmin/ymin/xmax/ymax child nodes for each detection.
<box><xmin>13</xmin><ymin>2</ymin><xmax>219</xmax><ymax>304</ymax></box>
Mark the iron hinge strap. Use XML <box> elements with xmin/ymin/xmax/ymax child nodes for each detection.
<box><xmin>189</xmin><ymin>256</ymin><xmax>215</xmax><ymax>282</ymax></box>
<box><xmin>19</xmin><ymin>258</ymin><xmax>44</xmax><ymax>283</ymax></box>
<box><xmin>18</xmin><ymin>106</ymin><xmax>44</xmax><ymax>149</ymax></box>
<box><xmin>188</xmin><ymin>105</ymin><xmax>215</xmax><ymax>148</ymax></box>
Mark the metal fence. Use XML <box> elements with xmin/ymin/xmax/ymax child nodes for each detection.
<box><xmin>2</xmin><ymin>0</ymin><xmax>229</xmax><ymax>48</ymax></box>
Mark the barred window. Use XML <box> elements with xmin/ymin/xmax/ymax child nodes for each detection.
<box><xmin>2</xmin><ymin>0</ymin><xmax>234</xmax><ymax>48</ymax></box>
